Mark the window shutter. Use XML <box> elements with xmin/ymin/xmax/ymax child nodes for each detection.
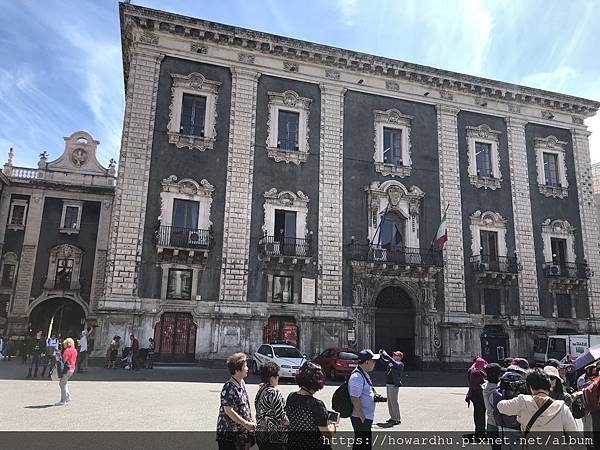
<box><xmin>181</xmin><ymin>94</ymin><xmax>194</xmax><ymax>134</ymax></box>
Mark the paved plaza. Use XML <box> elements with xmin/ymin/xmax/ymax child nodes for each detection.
<box><xmin>0</xmin><ymin>360</ymin><xmax>472</xmax><ymax>432</ymax></box>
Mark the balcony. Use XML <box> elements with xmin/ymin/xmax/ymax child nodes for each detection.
<box><xmin>258</xmin><ymin>236</ymin><xmax>313</xmax><ymax>262</ymax></box>
<box><xmin>470</xmin><ymin>255</ymin><xmax>519</xmax><ymax>285</ymax></box>
<box><xmin>346</xmin><ymin>243</ymin><xmax>442</xmax><ymax>275</ymax></box>
<box><xmin>543</xmin><ymin>262</ymin><xmax>590</xmax><ymax>289</ymax></box>
<box><xmin>154</xmin><ymin>225</ymin><xmax>213</xmax><ymax>264</ymax></box>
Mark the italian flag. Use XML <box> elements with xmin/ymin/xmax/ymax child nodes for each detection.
<box><xmin>435</xmin><ymin>212</ymin><xmax>448</xmax><ymax>250</ymax></box>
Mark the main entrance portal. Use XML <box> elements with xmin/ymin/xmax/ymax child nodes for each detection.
<box><xmin>374</xmin><ymin>286</ymin><xmax>416</xmax><ymax>367</ymax></box>
<box><xmin>154</xmin><ymin>312</ymin><xmax>197</xmax><ymax>362</ymax></box>
<box><xmin>29</xmin><ymin>297</ymin><xmax>86</xmax><ymax>340</ymax></box>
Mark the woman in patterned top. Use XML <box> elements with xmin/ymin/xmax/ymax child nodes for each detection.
<box><xmin>255</xmin><ymin>361</ymin><xmax>289</xmax><ymax>450</ymax></box>
<box><xmin>285</xmin><ymin>362</ymin><xmax>336</xmax><ymax>450</ymax></box>
<box><xmin>216</xmin><ymin>353</ymin><xmax>256</xmax><ymax>450</ymax></box>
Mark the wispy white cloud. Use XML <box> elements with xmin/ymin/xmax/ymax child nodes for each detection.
<box><xmin>337</xmin><ymin>0</ymin><xmax>359</xmax><ymax>27</ymax></box>
<box><xmin>521</xmin><ymin>66</ymin><xmax>577</xmax><ymax>91</ymax></box>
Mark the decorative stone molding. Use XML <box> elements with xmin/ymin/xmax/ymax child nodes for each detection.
<box><xmin>385</xmin><ymin>81</ymin><xmax>400</xmax><ymax>92</ymax></box>
<box><xmin>571</xmin><ymin>115</ymin><xmax>584</xmax><ymax>125</ymax></box>
<box><xmin>508</xmin><ymin>104</ymin><xmax>521</xmax><ymax>114</ymax></box>
<box><xmin>44</xmin><ymin>244</ymin><xmax>84</xmax><ymax>291</ymax></box>
<box><xmin>474</xmin><ymin>97</ymin><xmax>489</xmax><ymax>107</ymax></box>
<box><xmin>139</xmin><ymin>31</ymin><xmax>159</xmax><ymax>45</ymax></box>
<box><xmin>534</xmin><ymin>135</ymin><xmax>569</xmax><ymax>198</ymax></box>
<box><xmin>466</xmin><ymin>124</ymin><xmax>502</xmax><ymax>190</ymax></box>
<box><xmin>190</xmin><ymin>43</ymin><xmax>207</xmax><ymax>54</ymax></box>
<box><xmin>59</xmin><ymin>200</ymin><xmax>84</xmax><ymax>235</ymax></box>
<box><xmin>283</xmin><ymin>61</ymin><xmax>298</xmax><ymax>72</ymax></box>
<box><xmin>7</xmin><ymin>198</ymin><xmax>28</xmax><ymax>231</ymax></box>
<box><xmin>469</xmin><ymin>210</ymin><xmax>508</xmax><ymax>257</ymax></box>
<box><xmin>262</xmin><ymin>189</ymin><xmax>309</xmax><ymax>238</ymax></box>
<box><xmin>159</xmin><ymin>175</ymin><xmax>214</xmax><ymax>229</ymax></box>
<box><xmin>167</xmin><ymin>72</ymin><xmax>221</xmax><ymax>151</ymax></box>
<box><xmin>0</xmin><ymin>252</ymin><xmax>18</xmax><ymax>290</ymax></box>
<box><xmin>325</xmin><ymin>70</ymin><xmax>340</xmax><ymax>80</ymax></box>
<box><xmin>266</xmin><ymin>90</ymin><xmax>311</xmax><ymax>165</ymax></box>
<box><xmin>373</xmin><ymin>109</ymin><xmax>413</xmax><ymax>178</ymax></box>
<box><xmin>238</xmin><ymin>52</ymin><xmax>255</xmax><ymax>64</ymax></box>
<box><xmin>541</xmin><ymin>219</ymin><xmax>576</xmax><ymax>263</ymax></box>
<box><xmin>439</xmin><ymin>90</ymin><xmax>453</xmax><ymax>100</ymax></box>
<box><xmin>365</xmin><ymin>180</ymin><xmax>424</xmax><ymax>246</ymax></box>
<box><xmin>541</xmin><ymin>110</ymin><xmax>555</xmax><ymax>120</ymax></box>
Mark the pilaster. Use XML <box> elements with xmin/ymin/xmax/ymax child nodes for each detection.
<box><xmin>436</xmin><ymin>104</ymin><xmax>466</xmax><ymax>312</ymax></box>
<box><xmin>506</xmin><ymin>117</ymin><xmax>539</xmax><ymax>315</ymax></box>
<box><xmin>219</xmin><ymin>68</ymin><xmax>260</xmax><ymax>302</ymax></box>
<box><xmin>318</xmin><ymin>84</ymin><xmax>345</xmax><ymax>305</ymax></box>
<box><xmin>103</xmin><ymin>49</ymin><xmax>163</xmax><ymax>307</ymax></box>
<box><xmin>89</xmin><ymin>199</ymin><xmax>112</xmax><ymax>314</ymax></box>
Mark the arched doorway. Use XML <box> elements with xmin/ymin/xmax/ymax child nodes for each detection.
<box><xmin>374</xmin><ymin>286</ymin><xmax>415</xmax><ymax>366</ymax></box>
<box><xmin>28</xmin><ymin>297</ymin><xmax>86</xmax><ymax>340</ymax></box>
<box><xmin>154</xmin><ymin>312</ymin><xmax>197</xmax><ymax>362</ymax></box>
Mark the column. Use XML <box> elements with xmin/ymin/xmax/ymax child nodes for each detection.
<box><xmin>89</xmin><ymin>199</ymin><xmax>112</xmax><ymax>314</ymax></box>
<box><xmin>506</xmin><ymin>117</ymin><xmax>540</xmax><ymax>315</ymax></box>
<box><xmin>317</xmin><ymin>84</ymin><xmax>345</xmax><ymax>305</ymax></box>
<box><xmin>103</xmin><ymin>49</ymin><xmax>163</xmax><ymax>307</ymax></box>
<box><xmin>571</xmin><ymin>128</ymin><xmax>600</xmax><ymax>319</ymax></box>
<box><xmin>436</xmin><ymin>105</ymin><xmax>466</xmax><ymax>312</ymax></box>
<box><xmin>219</xmin><ymin>68</ymin><xmax>260</xmax><ymax>302</ymax></box>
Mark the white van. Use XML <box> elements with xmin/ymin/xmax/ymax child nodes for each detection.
<box><xmin>533</xmin><ymin>334</ymin><xmax>600</xmax><ymax>365</ymax></box>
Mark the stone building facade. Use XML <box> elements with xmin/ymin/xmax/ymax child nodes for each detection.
<box><xmin>0</xmin><ymin>132</ymin><xmax>115</xmax><ymax>343</ymax></box>
<box><xmin>98</xmin><ymin>3</ymin><xmax>600</xmax><ymax>366</ymax></box>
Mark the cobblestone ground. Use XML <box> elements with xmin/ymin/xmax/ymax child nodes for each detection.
<box><xmin>0</xmin><ymin>359</ymin><xmax>472</xmax><ymax>432</ymax></box>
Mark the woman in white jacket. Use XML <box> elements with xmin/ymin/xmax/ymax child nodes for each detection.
<box><xmin>497</xmin><ymin>368</ymin><xmax>578</xmax><ymax>434</ymax></box>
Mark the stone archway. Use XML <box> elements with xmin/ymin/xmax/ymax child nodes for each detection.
<box><xmin>28</xmin><ymin>297</ymin><xmax>86</xmax><ymax>340</ymax></box>
<box><xmin>373</xmin><ymin>286</ymin><xmax>416</xmax><ymax>366</ymax></box>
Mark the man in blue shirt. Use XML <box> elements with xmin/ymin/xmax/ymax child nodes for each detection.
<box><xmin>349</xmin><ymin>349</ymin><xmax>379</xmax><ymax>449</ymax></box>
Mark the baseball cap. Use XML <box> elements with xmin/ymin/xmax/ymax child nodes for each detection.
<box><xmin>357</xmin><ymin>349</ymin><xmax>380</xmax><ymax>362</ymax></box>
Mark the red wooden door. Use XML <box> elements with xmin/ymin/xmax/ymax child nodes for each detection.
<box><xmin>154</xmin><ymin>313</ymin><xmax>197</xmax><ymax>361</ymax></box>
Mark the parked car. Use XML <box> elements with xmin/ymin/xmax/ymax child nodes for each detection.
<box><xmin>252</xmin><ymin>342</ymin><xmax>307</xmax><ymax>379</ymax></box>
<box><xmin>313</xmin><ymin>348</ymin><xmax>359</xmax><ymax>380</ymax></box>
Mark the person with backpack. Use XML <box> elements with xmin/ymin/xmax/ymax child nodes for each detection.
<box><xmin>379</xmin><ymin>349</ymin><xmax>404</xmax><ymax>426</ymax></box>
<box><xmin>497</xmin><ymin>368</ymin><xmax>578</xmax><ymax>434</ymax></box>
<box><xmin>482</xmin><ymin>363</ymin><xmax>503</xmax><ymax>450</ymax></box>
<box><xmin>25</xmin><ymin>330</ymin><xmax>45</xmax><ymax>379</ymax></box>
<box><xmin>492</xmin><ymin>371</ymin><xmax>525</xmax><ymax>450</ymax></box>
<box><xmin>466</xmin><ymin>356</ymin><xmax>488</xmax><ymax>438</ymax></box>
<box><xmin>349</xmin><ymin>349</ymin><xmax>381</xmax><ymax>450</ymax></box>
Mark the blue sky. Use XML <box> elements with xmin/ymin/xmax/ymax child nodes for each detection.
<box><xmin>1</xmin><ymin>0</ymin><xmax>599</xmax><ymax>168</ymax></box>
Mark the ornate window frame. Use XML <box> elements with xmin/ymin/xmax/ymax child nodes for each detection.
<box><xmin>159</xmin><ymin>175</ymin><xmax>214</xmax><ymax>231</ymax></box>
<box><xmin>160</xmin><ymin>263</ymin><xmax>201</xmax><ymax>301</ymax></box>
<box><xmin>541</xmin><ymin>219</ymin><xmax>576</xmax><ymax>263</ymax></box>
<box><xmin>466</xmin><ymin>124</ymin><xmax>502</xmax><ymax>190</ymax></box>
<box><xmin>266</xmin><ymin>90</ymin><xmax>311</xmax><ymax>165</ymax></box>
<box><xmin>0</xmin><ymin>252</ymin><xmax>18</xmax><ymax>290</ymax></box>
<box><xmin>59</xmin><ymin>200</ymin><xmax>83</xmax><ymax>235</ymax></box>
<box><xmin>365</xmin><ymin>180</ymin><xmax>424</xmax><ymax>247</ymax></box>
<box><xmin>262</xmin><ymin>189</ymin><xmax>309</xmax><ymax>238</ymax></box>
<box><xmin>373</xmin><ymin>109</ymin><xmax>413</xmax><ymax>178</ymax></box>
<box><xmin>469</xmin><ymin>210</ymin><xmax>508</xmax><ymax>257</ymax></box>
<box><xmin>535</xmin><ymin>136</ymin><xmax>569</xmax><ymax>198</ymax></box>
<box><xmin>44</xmin><ymin>244</ymin><xmax>84</xmax><ymax>291</ymax></box>
<box><xmin>8</xmin><ymin>199</ymin><xmax>28</xmax><ymax>230</ymax></box>
<box><xmin>167</xmin><ymin>72</ymin><xmax>220</xmax><ymax>151</ymax></box>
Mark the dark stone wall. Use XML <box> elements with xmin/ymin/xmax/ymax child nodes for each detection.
<box><xmin>456</xmin><ymin>112</ymin><xmax>518</xmax><ymax>315</ymax></box>
<box><xmin>525</xmin><ymin>124</ymin><xmax>587</xmax><ymax>317</ymax></box>
<box><xmin>247</xmin><ymin>75</ymin><xmax>320</xmax><ymax>303</ymax></box>
<box><xmin>342</xmin><ymin>91</ymin><xmax>441</xmax><ymax>308</ymax></box>
<box><xmin>31</xmin><ymin>198</ymin><xmax>100</xmax><ymax>303</ymax></box>
<box><xmin>140</xmin><ymin>57</ymin><xmax>232</xmax><ymax>301</ymax></box>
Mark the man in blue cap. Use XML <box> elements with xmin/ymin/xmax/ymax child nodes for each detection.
<box><xmin>348</xmin><ymin>349</ymin><xmax>380</xmax><ymax>449</ymax></box>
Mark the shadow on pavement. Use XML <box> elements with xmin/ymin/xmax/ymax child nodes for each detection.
<box><xmin>24</xmin><ymin>404</ymin><xmax>56</xmax><ymax>409</ymax></box>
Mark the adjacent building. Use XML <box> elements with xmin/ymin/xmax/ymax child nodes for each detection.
<box><xmin>95</xmin><ymin>4</ymin><xmax>600</xmax><ymax>365</ymax></box>
<box><xmin>0</xmin><ymin>131</ymin><xmax>115</xmax><ymax>347</ymax></box>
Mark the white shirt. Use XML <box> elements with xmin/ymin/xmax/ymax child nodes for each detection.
<box><xmin>79</xmin><ymin>331</ymin><xmax>88</xmax><ymax>352</ymax></box>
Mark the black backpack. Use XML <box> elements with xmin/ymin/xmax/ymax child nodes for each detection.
<box><xmin>332</xmin><ymin>369</ymin><xmax>368</xmax><ymax>418</ymax></box>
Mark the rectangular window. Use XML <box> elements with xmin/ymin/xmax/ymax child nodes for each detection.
<box><xmin>543</xmin><ymin>152</ymin><xmax>559</xmax><ymax>187</ymax></box>
<box><xmin>556</xmin><ymin>294</ymin><xmax>572</xmax><ymax>318</ymax></box>
<box><xmin>167</xmin><ymin>269</ymin><xmax>192</xmax><ymax>300</ymax></box>
<box><xmin>277</xmin><ymin>110</ymin><xmax>299</xmax><ymax>150</ymax></box>
<box><xmin>1</xmin><ymin>264</ymin><xmax>16</xmax><ymax>288</ymax></box>
<box><xmin>55</xmin><ymin>259</ymin><xmax>73</xmax><ymax>290</ymax></box>
<box><xmin>180</xmin><ymin>94</ymin><xmax>206</xmax><ymax>137</ymax></box>
<box><xmin>10</xmin><ymin>204</ymin><xmax>26</xmax><ymax>226</ymax></box>
<box><xmin>484</xmin><ymin>289</ymin><xmax>501</xmax><ymax>315</ymax></box>
<box><xmin>272</xmin><ymin>276</ymin><xmax>293</xmax><ymax>303</ymax></box>
<box><xmin>172</xmin><ymin>199</ymin><xmax>199</xmax><ymax>230</ymax></box>
<box><xmin>274</xmin><ymin>210</ymin><xmax>296</xmax><ymax>240</ymax></box>
<box><xmin>63</xmin><ymin>206</ymin><xmax>79</xmax><ymax>229</ymax></box>
<box><xmin>480</xmin><ymin>230</ymin><xmax>498</xmax><ymax>263</ymax></box>
<box><xmin>475</xmin><ymin>142</ymin><xmax>493</xmax><ymax>177</ymax></box>
<box><xmin>0</xmin><ymin>294</ymin><xmax>8</xmax><ymax>318</ymax></box>
<box><xmin>551</xmin><ymin>238</ymin><xmax>567</xmax><ymax>265</ymax></box>
<box><xmin>383</xmin><ymin>128</ymin><xmax>402</xmax><ymax>165</ymax></box>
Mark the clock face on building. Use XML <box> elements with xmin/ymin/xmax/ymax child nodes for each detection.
<box><xmin>72</xmin><ymin>148</ymin><xmax>88</xmax><ymax>167</ymax></box>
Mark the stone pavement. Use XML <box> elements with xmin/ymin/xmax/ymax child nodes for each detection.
<box><xmin>0</xmin><ymin>359</ymin><xmax>474</xmax><ymax>432</ymax></box>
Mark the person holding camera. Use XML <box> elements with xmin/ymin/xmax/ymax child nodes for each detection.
<box><xmin>285</xmin><ymin>361</ymin><xmax>335</xmax><ymax>450</ymax></box>
<box><xmin>379</xmin><ymin>349</ymin><xmax>404</xmax><ymax>426</ymax></box>
<box><xmin>349</xmin><ymin>349</ymin><xmax>385</xmax><ymax>450</ymax></box>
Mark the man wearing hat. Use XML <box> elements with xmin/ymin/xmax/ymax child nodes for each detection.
<box><xmin>379</xmin><ymin>349</ymin><xmax>404</xmax><ymax>425</ymax></box>
<box><xmin>349</xmin><ymin>349</ymin><xmax>380</xmax><ymax>449</ymax></box>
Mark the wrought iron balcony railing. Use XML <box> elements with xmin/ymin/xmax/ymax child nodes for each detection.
<box><xmin>346</xmin><ymin>243</ymin><xmax>443</xmax><ymax>267</ymax></box>
<box><xmin>542</xmin><ymin>261</ymin><xmax>590</xmax><ymax>279</ymax></box>
<box><xmin>470</xmin><ymin>255</ymin><xmax>519</xmax><ymax>274</ymax></box>
<box><xmin>155</xmin><ymin>225</ymin><xmax>213</xmax><ymax>249</ymax></box>
<box><xmin>259</xmin><ymin>236</ymin><xmax>313</xmax><ymax>258</ymax></box>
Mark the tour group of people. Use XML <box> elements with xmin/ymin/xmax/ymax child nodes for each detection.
<box><xmin>216</xmin><ymin>348</ymin><xmax>404</xmax><ymax>450</ymax></box>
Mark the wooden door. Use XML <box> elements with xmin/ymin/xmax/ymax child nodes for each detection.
<box><xmin>154</xmin><ymin>313</ymin><xmax>197</xmax><ymax>361</ymax></box>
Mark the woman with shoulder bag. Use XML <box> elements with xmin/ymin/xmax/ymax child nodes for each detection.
<box><xmin>56</xmin><ymin>338</ymin><xmax>77</xmax><ymax>406</ymax></box>
<box><xmin>255</xmin><ymin>361</ymin><xmax>289</xmax><ymax>450</ymax></box>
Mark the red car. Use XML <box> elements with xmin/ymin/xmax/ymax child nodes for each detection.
<box><xmin>313</xmin><ymin>348</ymin><xmax>359</xmax><ymax>380</ymax></box>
